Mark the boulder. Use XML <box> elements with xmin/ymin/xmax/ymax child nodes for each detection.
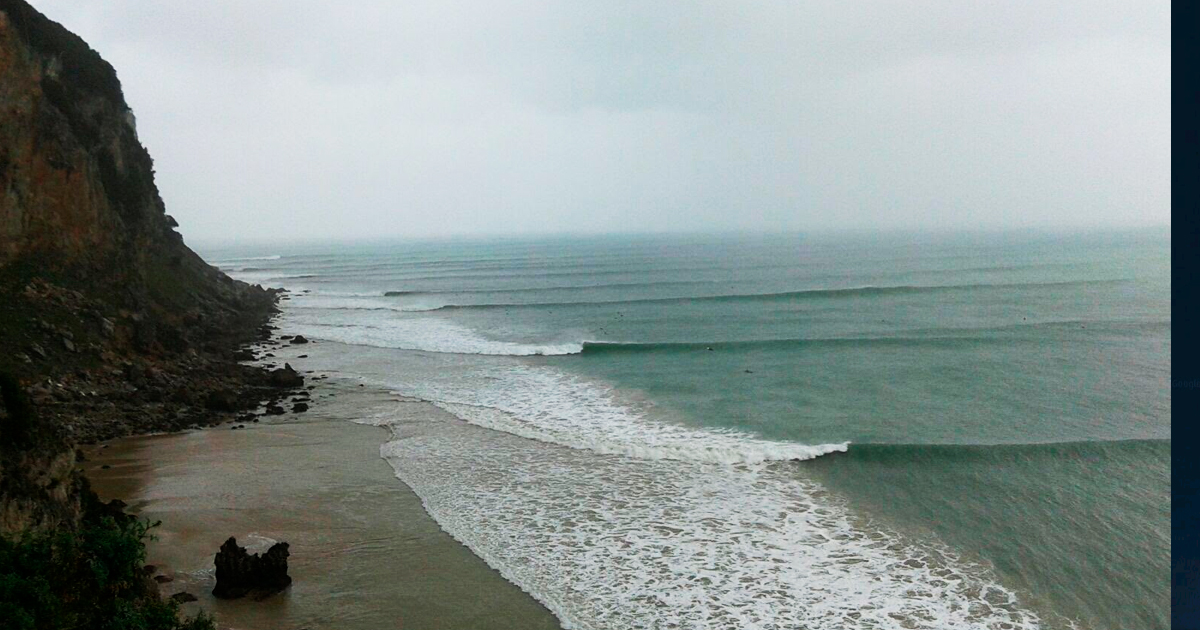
<box><xmin>170</xmin><ymin>592</ymin><xmax>198</xmax><ymax>604</ymax></box>
<box><xmin>268</xmin><ymin>363</ymin><xmax>304</xmax><ymax>388</ymax></box>
<box><xmin>212</xmin><ymin>537</ymin><xmax>292</xmax><ymax>599</ymax></box>
<box><xmin>290</xmin><ymin>335</ymin><xmax>309</xmax><ymax>345</ymax></box>
<box><xmin>292</xmin><ymin>402</ymin><xmax>309</xmax><ymax>413</ymax></box>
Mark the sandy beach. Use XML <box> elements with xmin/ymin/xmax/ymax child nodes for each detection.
<box><xmin>84</xmin><ymin>384</ymin><xmax>561</xmax><ymax>630</ymax></box>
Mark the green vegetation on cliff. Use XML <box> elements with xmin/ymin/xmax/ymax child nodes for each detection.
<box><xmin>0</xmin><ymin>508</ymin><xmax>214</xmax><ymax>630</ymax></box>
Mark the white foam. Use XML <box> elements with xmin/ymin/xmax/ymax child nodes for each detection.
<box><xmin>266</xmin><ymin>291</ymin><xmax>1047</xmax><ymax>628</ymax></box>
<box><xmin>379</xmin><ymin>403</ymin><xmax>1044</xmax><ymax>630</ymax></box>
<box><xmin>240</xmin><ymin>533</ymin><xmax>280</xmax><ymax>555</ymax></box>
<box><xmin>279</xmin><ymin>309</ymin><xmax>583</xmax><ymax>356</ymax></box>
<box><xmin>425</xmin><ymin>362</ymin><xmax>847</xmax><ymax>464</ymax></box>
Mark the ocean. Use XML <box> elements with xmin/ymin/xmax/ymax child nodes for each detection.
<box><xmin>202</xmin><ymin>228</ymin><xmax>1169</xmax><ymax>630</ymax></box>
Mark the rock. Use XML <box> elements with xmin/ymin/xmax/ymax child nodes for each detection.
<box><xmin>297</xmin><ymin>354</ymin><xmax>308</xmax><ymax>358</ymax></box>
<box><xmin>264</xmin><ymin>404</ymin><xmax>285</xmax><ymax>416</ymax></box>
<box><xmin>212</xmin><ymin>537</ymin><xmax>292</xmax><ymax>600</ymax></box>
<box><xmin>99</xmin><ymin>317</ymin><xmax>116</xmax><ymax>338</ymax></box>
<box><xmin>233</xmin><ymin>349</ymin><xmax>256</xmax><ymax>361</ymax></box>
<box><xmin>154</xmin><ymin>574</ymin><xmax>174</xmax><ymax>583</ymax></box>
<box><xmin>292</xmin><ymin>402</ymin><xmax>309</xmax><ymax>413</ymax></box>
<box><xmin>290</xmin><ymin>335</ymin><xmax>309</xmax><ymax>345</ymax></box>
<box><xmin>29</xmin><ymin>343</ymin><xmax>47</xmax><ymax>359</ymax></box>
<box><xmin>171</xmin><ymin>387</ymin><xmax>197</xmax><ymax>405</ymax></box>
<box><xmin>170</xmin><ymin>592</ymin><xmax>198</xmax><ymax>603</ymax></box>
<box><xmin>268</xmin><ymin>364</ymin><xmax>304</xmax><ymax>388</ymax></box>
<box><xmin>62</xmin><ymin>337</ymin><xmax>76</xmax><ymax>352</ymax></box>
<box><xmin>206</xmin><ymin>389</ymin><xmax>240</xmax><ymax>412</ymax></box>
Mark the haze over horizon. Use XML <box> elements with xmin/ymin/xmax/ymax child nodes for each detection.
<box><xmin>38</xmin><ymin>1</ymin><xmax>1170</xmax><ymax>242</ymax></box>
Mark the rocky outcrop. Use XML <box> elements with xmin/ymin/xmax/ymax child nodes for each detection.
<box><xmin>0</xmin><ymin>0</ymin><xmax>311</xmax><ymax>538</ymax></box>
<box><xmin>268</xmin><ymin>363</ymin><xmax>305</xmax><ymax>388</ymax></box>
<box><xmin>213</xmin><ymin>537</ymin><xmax>292</xmax><ymax>600</ymax></box>
<box><xmin>0</xmin><ymin>373</ymin><xmax>83</xmax><ymax>533</ymax></box>
<box><xmin>0</xmin><ymin>0</ymin><xmax>282</xmax><ymax>385</ymax></box>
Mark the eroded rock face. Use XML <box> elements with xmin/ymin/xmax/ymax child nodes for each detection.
<box><xmin>212</xmin><ymin>536</ymin><xmax>292</xmax><ymax>600</ymax></box>
<box><xmin>0</xmin><ymin>1</ymin><xmax>308</xmax><ymax>540</ymax></box>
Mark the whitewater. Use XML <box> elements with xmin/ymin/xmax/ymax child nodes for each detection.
<box><xmin>207</xmin><ymin>230</ymin><xmax>1169</xmax><ymax>630</ymax></box>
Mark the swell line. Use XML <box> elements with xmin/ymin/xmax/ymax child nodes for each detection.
<box><xmin>428</xmin><ymin>279</ymin><xmax>1129</xmax><ymax>312</ymax></box>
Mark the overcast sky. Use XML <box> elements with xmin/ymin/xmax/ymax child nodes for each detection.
<box><xmin>37</xmin><ymin>1</ymin><xmax>1169</xmax><ymax>241</ymax></box>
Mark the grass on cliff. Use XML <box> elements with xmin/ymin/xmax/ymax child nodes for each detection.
<box><xmin>0</xmin><ymin>515</ymin><xmax>214</xmax><ymax>630</ymax></box>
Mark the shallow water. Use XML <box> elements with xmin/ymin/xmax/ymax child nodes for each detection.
<box><xmin>86</xmin><ymin>386</ymin><xmax>562</xmax><ymax>630</ymax></box>
<box><xmin>203</xmin><ymin>228</ymin><xmax>1170</xmax><ymax>629</ymax></box>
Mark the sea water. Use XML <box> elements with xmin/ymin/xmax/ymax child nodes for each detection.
<box><xmin>203</xmin><ymin>228</ymin><xmax>1169</xmax><ymax>630</ymax></box>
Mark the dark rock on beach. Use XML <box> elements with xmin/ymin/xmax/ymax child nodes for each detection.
<box><xmin>269</xmin><ymin>364</ymin><xmax>305</xmax><ymax>388</ymax></box>
<box><xmin>290</xmin><ymin>335</ymin><xmax>309</xmax><ymax>345</ymax></box>
<box><xmin>213</xmin><ymin>536</ymin><xmax>292</xmax><ymax>600</ymax></box>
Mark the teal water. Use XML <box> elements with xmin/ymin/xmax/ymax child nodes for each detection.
<box><xmin>203</xmin><ymin>228</ymin><xmax>1169</xmax><ymax>629</ymax></box>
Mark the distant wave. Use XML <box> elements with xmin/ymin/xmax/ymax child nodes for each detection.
<box><xmin>817</xmin><ymin>438</ymin><xmax>1169</xmax><ymax>467</ymax></box>
<box><xmin>340</xmin><ymin>262</ymin><xmax>801</xmax><ymax>284</ymax></box>
<box><xmin>577</xmin><ymin>337</ymin><xmax>1003</xmax><ymax>354</ymax></box>
<box><xmin>575</xmin><ymin>320</ymin><xmax>1167</xmax><ymax>355</ymax></box>
<box><xmin>423</xmin><ymin>279</ymin><xmax>1129</xmax><ymax>312</ymax></box>
<box><xmin>378</xmin><ymin>279</ymin><xmax>725</xmax><ymax>297</ymax></box>
<box><xmin>253</xmin><ymin>273</ymin><xmax>319</xmax><ymax>279</ymax></box>
<box><xmin>210</xmin><ymin>254</ymin><xmax>281</xmax><ymax>265</ymax></box>
<box><xmin>277</xmin><ymin>314</ymin><xmax>586</xmax><ymax>356</ymax></box>
<box><xmin>277</xmin><ymin>316</ymin><xmax>1165</xmax><ymax>358</ymax></box>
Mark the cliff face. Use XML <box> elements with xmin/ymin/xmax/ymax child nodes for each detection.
<box><xmin>0</xmin><ymin>0</ymin><xmax>167</xmax><ymax>270</ymax></box>
<box><xmin>0</xmin><ymin>1</ymin><xmax>298</xmax><ymax>536</ymax></box>
<box><xmin>0</xmin><ymin>0</ymin><xmax>273</xmax><ymax>359</ymax></box>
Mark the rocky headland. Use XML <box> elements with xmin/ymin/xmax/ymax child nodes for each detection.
<box><xmin>0</xmin><ymin>2</ymin><xmax>307</xmax><ymax>626</ymax></box>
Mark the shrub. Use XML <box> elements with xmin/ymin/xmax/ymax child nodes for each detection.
<box><xmin>0</xmin><ymin>515</ymin><xmax>215</xmax><ymax>630</ymax></box>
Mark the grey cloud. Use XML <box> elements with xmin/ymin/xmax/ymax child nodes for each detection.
<box><xmin>37</xmin><ymin>0</ymin><xmax>1170</xmax><ymax>240</ymax></box>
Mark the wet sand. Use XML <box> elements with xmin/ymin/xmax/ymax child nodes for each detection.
<box><xmin>84</xmin><ymin>386</ymin><xmax>561</xmax><ymax>630</ymax></box>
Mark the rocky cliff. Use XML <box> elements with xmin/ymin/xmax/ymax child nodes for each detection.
<box><xmin>0</xmin><ymin>0</ymin><xmax>302</xmax><ymax>535</ymax></box>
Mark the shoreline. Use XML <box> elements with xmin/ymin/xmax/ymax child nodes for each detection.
<box><xmin>84</xmin><ymin>380</ymin><xmax>562</xmax><ymax>630</ymax></box>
